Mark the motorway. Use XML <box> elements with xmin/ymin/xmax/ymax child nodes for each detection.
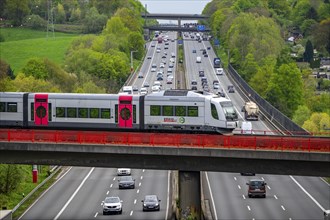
<box><xmin>18</xmin><ymin>31</ymin><xmax>329</xmax><ymax>220</ymax></box>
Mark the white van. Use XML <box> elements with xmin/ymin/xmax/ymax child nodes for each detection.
<box><xmin>196</xmin><ymin>56</ymin><xmax>201</xmax><ymax>63</ymax></box>
<box><xmin>122</xmin><ymin>86</ymin><xmax>133</xmax><ymax>94</ymax></box>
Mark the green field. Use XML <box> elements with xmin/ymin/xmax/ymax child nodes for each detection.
<box><xmin>0</xmin><ymin>28</ymin><xmax>79</xmax><ymax>73</ymax></box>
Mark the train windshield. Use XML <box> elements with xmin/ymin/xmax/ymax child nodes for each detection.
<box><xmin>220</xmin><ymin>101</ymin><xmax>238</xmax><ymax>121</ymax></box>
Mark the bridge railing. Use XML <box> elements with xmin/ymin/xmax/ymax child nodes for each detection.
<box><xmin>0</xmin><ymin>129</ymin><xmax>329</xmax><ymax>153</ymax></box>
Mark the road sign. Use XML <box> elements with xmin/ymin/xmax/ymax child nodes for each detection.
<box><xmin>214</xmin><ymin>39</ymin><xmax>220</xmax><ymax>46</ymax></box>
<box><xmin>178</xmin><ymin>39</ymin><xmax>183</xmax><ymax>45</ymax></box>
<box><xmin>197</xmin><ymin>25</ymin><xmax>205</xmax><ymax>31</ymax></box>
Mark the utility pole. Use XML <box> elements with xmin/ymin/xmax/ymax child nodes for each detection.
<box><xmin>47</xmin><ymin>0</ymin><xmax>55</xmax><ymax>39</ymax></box>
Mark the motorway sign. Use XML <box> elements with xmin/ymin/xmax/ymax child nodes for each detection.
<box><xmin>178</xmin><ymin>39</ymin><xmax>183</xmax><ymax>45</ymax></box>
<box><xmin>197</xmin><ymin>25</ymin><xmax>205</xmax><ymax>31</ymax></box>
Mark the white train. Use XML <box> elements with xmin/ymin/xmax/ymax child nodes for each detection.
<box><xmin>0</xmin><ymin>90</ymin><xmax>238</xmax><ymax>133</ymax></box>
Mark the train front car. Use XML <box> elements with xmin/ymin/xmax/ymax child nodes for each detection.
<box><xmin>143</xmin><ymin>90</ymin><xmax>238</xmax><ymax>134</ymax></box>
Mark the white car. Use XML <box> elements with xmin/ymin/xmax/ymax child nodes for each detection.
<box><xmin>103</xmin><ymin>196</ymin><xmax>122</xmax><ymax>215</ymax></box>
<box><xmin>140</xmin><ymin>88</ymin><xmax>148</xmax><ymax>95</ymax></box>
<box><xmin>213</xmin><ymin>82</ymin><xmax>220</xmax><ymax>89</ymax></box>
<box><xmin>152</xmin><ymin>85</ymin><xmax>161</xmax><ymax>93</ymax></box>
<box><xmin>117</xmin><ymin>168</ymin><xmax>131</xmax><ymax>176</ymax></box>
<box><xmin>216</xmin><ymin>68</ymin><xmax>224</xmax><ymax>75</ymax></box>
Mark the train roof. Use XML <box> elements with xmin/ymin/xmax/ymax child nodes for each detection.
<box><xmin>147</xmin><ymin>90</ymin><xmax>207</xmax><ymax>98</ymax></box>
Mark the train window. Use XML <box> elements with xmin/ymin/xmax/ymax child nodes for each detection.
<box><xmin>133</xmin><ymin>105</ymin><xmax>136</xmax><ymax>123</ymax></box>
<box><xmin>78</xmin><ymin>108</ymin><xmax>88</xmax><ymax>118</ymax></box>
<box><xmin>101</xmin><ymin>108</ymin><xmax>110</xmax><ymax>119</ymax></box>
<box><xmin>90</xmin><ymin>108</ymin><xmax>99</xmax><ymax>118</ymax></box>
<box><xmin>163</xmin><ymin>106</ymin><xmax>173</xmax><ymax>116</ymax></box>
<box><xmin>175</xmin><ymin>106</ymin><xmax>186</xmax><ymax>116</ymax></box>
<box><xmin>0</xmin><ymin>102</ymin><xmax>5</xmax><ymax>112</ymax></box>
<box><xmin>31</xmin><ymin>103</ymin><xmax>34</xmax><ymax>120</ymax></box>
<box><xmin>56</xmin><ymin>107</ymin><xmax>65</xmax><ymax>117</ymax></box>
<box><xmin>188</xmin><ymin>106</ymin><xmax>198</xmax><ymax>117</ymax></box>
<box><xmin>211</xmin><ymin>103</ymin><xmax>219</xmax><ymax>120</ymax></box>
<box><xmin>150</xmin><ymin>105</ymin><xmax>161</xmax><ymax>116</ymax></box>
<box><xmin>115</xmin><ymin>105</ymin><xmax>118</xmax><ymax>122</ymax></box>
<box><xmin>48</xmin><ymin>103</ymin><xmax>52</xmax><ymax>121</ymax></box>
<box><xmin>67</xmin><ymin>108</ymin><xmax>77</xmax><ymax>118</ymax></box>
<box><xmin>7</xmin><ymin>102</ymin><xmax>17</xmax><ymax>112</ymax></box>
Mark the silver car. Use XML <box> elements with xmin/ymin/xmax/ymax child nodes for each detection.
<box><xmin>103</xmin><ymin>196</ymin><xmax>122</xmax><ymax>215</ymax></box>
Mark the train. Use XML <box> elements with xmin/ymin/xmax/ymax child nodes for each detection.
<box><xmin>0</xmin><ymin>90</ymin><xmax>239</xmax><ymax>134</ymax></box>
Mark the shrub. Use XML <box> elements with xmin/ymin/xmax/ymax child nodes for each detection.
<box><xmin>24</xmin><ymin>14</ymin><xmax>47</xmax><ymax>30</ymax></box>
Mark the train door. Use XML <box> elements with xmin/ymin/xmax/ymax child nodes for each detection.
<box><xmin>118</xmin><ymin>95</ymin><xmax>133</xmax><ymax>128</ymax></box>
<box><xmin>34</xmin><ymin>94</ymin><xmax>48</xmax><ymax>126</ymax></box>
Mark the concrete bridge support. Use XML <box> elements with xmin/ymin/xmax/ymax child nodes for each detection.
<box><xmin>179</xmin><ymin>171</ymin><xmax>201</xmax><ymax>220</ymax></box>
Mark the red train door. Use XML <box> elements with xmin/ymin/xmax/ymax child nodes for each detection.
<box><xmin>118</xmin><ymin>95</ymin><xmax>133</xmax><ymax>128</ymax></box>
<box><xmin>34</xmin><ymin>94</ymin><xmax>48</xmax><ymax>126</ymax></box>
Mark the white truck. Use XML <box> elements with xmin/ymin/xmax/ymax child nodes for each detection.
<box><xmin>242</xmin><ymin>101</ymin><xmax>259</xmax><ymax>121</ymax></box>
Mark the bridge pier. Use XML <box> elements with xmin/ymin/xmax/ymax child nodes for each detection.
<box><xmin>179</xmin><ymin>171</ymin><xmax>201</xmax><ymax>220</ymax></box>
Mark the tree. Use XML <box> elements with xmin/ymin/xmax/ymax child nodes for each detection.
<box><xmin>303</xmin><ymin>40</ymin><xmax>313</xmax><ymax>63</ymax></box>
<box><xmin>265</xmin><ymin>63</ymin><xmax>304</xmax><ymax>117</ymax></box>
<box><xmin>22</xmin><ymin>58</ymin><xmax>48</xmax><ymax>80</ymax></box>
<box><xmin>4</xmin><ymin>0</ymin><xmax>30</xmax><ymax>26</ymax></box>
<box><xmin>24</xmin><ymin>14</ymin><xmax>47</xmax><ymax>30</ymax></box>
<box><xmin>83</xmin><ymin>7</ymin><xmax>108</xmax><ymax>34</ymax></box>
<box><xmin>55</xmin><ymin>3</ymin><xmax>66</xmax><ymax>24</ymax></box>
<box><xmin>292</xmin><ymin>105</ymin><xmax>311</xmax><ymax>126</ymax></box>
<box><xmin>312</xmin><ymin>18</ymin><xmax>330</xmax><ymax>55</ymax></box>
<box><xmin>0</xmin><ymin>165</ymin><xmax>23</xmax><ymax>194</ymax></box>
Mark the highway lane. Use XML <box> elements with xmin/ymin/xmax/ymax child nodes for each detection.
<box><xmin>183</xmin><ymin>32</ymin><xmax>329</xmax><ymax>219</ymax></box>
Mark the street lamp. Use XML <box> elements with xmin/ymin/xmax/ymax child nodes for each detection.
<box><xmin>130</xmin><ymin>50</ymin><xmax>137</xmax><ymax>73</ymax></box>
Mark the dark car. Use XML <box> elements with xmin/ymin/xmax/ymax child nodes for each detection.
<box><xmin>118</xmin><ymin>176</ymin><xmax>135</xmax><ymax>189</ymax></box>
<box><xmin>157</xmin><ymin>76</ymin><xmax>163</xmax><ymax>81</ymax></box>
<box><xmin>191</xmin><ymin>86</ymin><xmax>197</xmax><ymax>90</ymax></box>
<box><xmin>228</xmin><ymin>85</ymin><xmax>235</xmax><ymax>93</ymax></box>
<box><xmin>217</xmin><ymin>89</ymin><xmax>225</xmax><ymax>97</ymax></box>
<box><xmin>246</xmin><ymin>179</ymin><xmax>267</xmax><ymax>198</ymax></box>
<box><xmin>204</xmin><ymin>53</ymin><xmax>208</xmax><ymax>57</ymax></box>
<box><xmin>142</xmin><ymin>195</ymin><xmax>161</xmax><ymax>211</ymax></box>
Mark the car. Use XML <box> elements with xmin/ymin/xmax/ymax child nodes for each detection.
<box><xmin>157</xmin><ymin>76</ymin><xmax>163</xmax><ymax>81</ymax></box>
<box><xmin>204</xmin><ymin>53</ymin><xmax>208</xmax><ymax>57</ymax></box>
<box><xmin>228</xmin><ymin>85</ymin><xmax>235</xmax><ymax>93</ymax></box>
<box><xmin>132</xmin><ymin>86</ymin><xmax>139</xmax><ymax>92</ymax></box>
<box><xmin>168</xmin><ymin>63</ymin><xmax>174</xmax><ymax>68</ymax></box>
<box><xmin>191</xmin><ymin>80</ymin><xmax>197</xmax><ymax>85</ymax></box>
<box><xmin>213</xmin><ymin>82</ymin><xmax>220</xmax><ymax>89</ymax></box>
<box><xmin>147</xmin><ymin>55</ymin><xmax>152</xmax><ymax>59</ymax></box>
<box><xmin>151</xmin><ymin>68</ymin><xmax>156</xmax><ymax>72</ymax></box>
<box><xmin>117</xmin><ymin>168</ymin><xmax>131</xmax><ymax>176</ymax></box>
<box><xmin>198</xmin><ymin>70</ymin><xmax>204</xmax><ymax>77</ymax></box>
<box><xmin>164</xmin><ymin>51</ymin><xmax>167</xmax><ymax>55</ymax></box>
<box><xmin>207</xmin><ymin>47</ymin><xmax>211</xmax><ymax>50</ymax></box>
<box><xmin>191</xmin><ymin>86</ymin><xmax>197</xmax><ymax>90</ymax></box>
<box><xmin>156</xmin><ymin>72</ymin><xmax>163</xmax><ymax>78</ymax></box>
<box><xmin>153</xmin><ymin>81</ymin><xmax>162</xmax><ymax>87</ymax></box>
<box><xmin>162</xmin><ymin>55</ymin><xmax>167</xmax><ymax>58</ymax></box>
<box><xmin>171</xmin><ymin>39</ymin><xmax>175</xmax><ymax>42</ymax></box>
<box><xmin>217</xmin><ymin>89</ymin><xmax>225</xmax><ymax>97</ymax></box>
<box><xmin>140</xmin><ymin>88</ymin><xmax>148</xmax><ymax>95</ymax></box>
<box><xmin>216</xmin><ymin>68</ymin><xmax>224</xmax><ymax>75</ymax></box>
<box><xmin>138</xmin><ymin>72</ymin><xmax>144</xmax><ymax>78</ymax></box>
<box><xmin>167</xmin><ymin>68</ymin><xmax>173</xmax><ymax>73</ymax></box>
<box><xmin>192</xmin><ymin>49</ymin><xmax>196</xmax><ymax>53</ymax></box>
<box><xmin>152</xmin><ymin>63</ymin><xmax>157</xmax><ymax>68</ymax></box>
<box><xmin>143</xmin><ymin>82</ymin><xmax>150</xmax><ymax>87</ymax></box>
<box><xmin>118</xmin><ymin>175</ymin><xmax>135</xmax><ymax>189</ymax></box>
<box><xmin>103</xmin><ymin>196</ymin><xmax>122</xmax><ymax>215</ymax></box>
<box><xmin>142</xmin><ymin>195</ymin><xmax>161</xmax><ymax>211</ymax></box>
<box><xmin>160</xmin><ymin>63</ymin><xmax>165</xmax><ymax>68</ymax></box>
<box><xmin>246</xmin><ymin>179</ymin><xmax>267</xmax><ymax>198</ymax></box>
<box><xmin>170</xmin><ymin>58</ymin><xmax>175</xmax><ymax>63</ymax></box>
<box><xmin>166</xmin><ymin>78</ymin><xmax>173</xmax><ymax>84</ymax></box>
<box><xmin>161</xmin><ymin>59</ymin><xmax>167</xmax><ymax>64</ymax></box>
<box><xmin>156</xmin><ymin>49</ymin><xmax>161</xmax><ymax>53</ymax></box>
<box><xmin>151</xmin><ymin>43</ymin><xmax>155</xmax><ymax>47</ymax></box>
<box><xmin>151</xmin><ymin>85</ymin><xmax>161</xmax><ymax>93</ymax></box>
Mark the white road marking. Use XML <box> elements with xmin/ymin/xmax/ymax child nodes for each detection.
<box><xmin>274</xmin><ymin>195</ymin><xmax>278</xmax><ymax>200</ymax></box>
<box><xmin>113</xmin><ymin>177</ymin><xmax>116</xmax><ymax>181</ymax></box>
<box><xmin>238</xmin><ymin>185</ymin><xmax>241</xmax><ymax>189</ymax></box>
<box><xmin>234</xmin><ymin>177</ymin><xmax>237</xmax><ymax>181</ymax></box>
<box><xmin>165</xmin><ymin>170</ymin><xmax>170</xmax><ymax>220</ymax></box>
<box><xmin>134</xmin><ymin>199</ymin><xmax>137</xmax><ymax>204</ymax></box>
<box><xmin>242</xmin><ymin>195</ymin><xmax>246</xmax><ymax>199</ymax></box>
<box><xmin>94</xmin><ymin>212</ymin><xmax>98</xmax><ymax>218</ymax></box>
<box><xmin>289</xmin><ymin>218</ymin><xmax>292</xmax><ymax>220</ymax></box>
<box><xmin>137</xmin><ymin>189</ymin><xmax>140</xmax><ymax>194</ymax></box>
<box><xmin>110</xmin><ymin>184</ymin><xmax>113</xmax><ymax>188</ymax></box>
<box><xmin>281</xmin><ymin>205</ymin><xmax>286</xmax><ymax>211</ymax></box>
<box><xmin>54</xmin><ymin>167</ymin><xmax>95</xmax><ymax>220</ymax></box>
<box><xmin>267</xmin><ymin>185</ymin><xmax>271</xmax><ymax>190</ymax></box>
<box><xmin>319</xmin><ymin>177</ymin><xmax>330</xmax><ymax>186</ymax></box>
<box><xmin>247</xmin><ymin>205</ymin><xmax>251</xmax><ymax>211</ymax></box>
<box><xmin>261</xmin><ymin>177</ymin><xmax>265</xmax><ymax>181</ymax></box>
<box><xmin>290</xmin><ymin>175</ymin><xmax>327</xmax><ymax>212</ymax></box>
<box><xmin>141</xmin><ymin>176</ymin><xmax>143</xmax><ymax>180</ymax></box>
<box><xmin>19</xmin><ymin>167</ymin><xmax>73</xmax><ymax>220</ymax></box>
<box><xmin>205</xmin><ymin>172</ymin><xmax>218</xmax><ymax>219</ymax></box>
<box><xmin>139</xmin><ymin>182</ymin><xmax>142</xmax><ymax>187</ymax></box>
<box><xmin>143</xmin><ymin>169</ymin><xmax>145</xmax><ymax>172</ymax></box>
<box><xmin>106</xmin><ymin>191</ymin><xmax>109</xmax><ymax>195</ymax></box>
<box><xmin>130</xmin><ymin>210</ymin><xmax>133</xmax><ymax>216</ymax></box>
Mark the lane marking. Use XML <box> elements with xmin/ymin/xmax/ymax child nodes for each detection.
<box><xmin>130</xmin><ymin>210</ymin><xmax>133</xmax><ymax>216</ymax></box>
<box><xmin>113</xmin><ymin>177</ymin><xmax>116</xmax><ymax>181</ymax></box>
<box><xmin>205</xmin><ymin>172</ymin><xmax>218</xmax><ymax>219</ymax></box>
<box><xmin>141</xmin><ymin>176</ymin><xmax>143</xmax><ymax>180</ymax></box>
<box><xmin>134</xmin><ymin>199</ymin><xmax>137</xmax><ymax>204</ymax></box>
<box><xmin>319</xmin><ymin>177</ymin><xmax>330</xmax><ymax>186</ymax></box>
<box><xmin>281</xmin><ymin>205</ymin><xmax>286</xmax><ymax>211</ymax></box>
<box><xmin>290</xmin><ymin>175</ymin><xmax>326</xmax><ymax>212</ymax></box>
<box><xmin>137</xmin><ymin>189</ymin><xmax>140</xmax><ymax>194</ymax></box>
<box><xmin>261</xmin><ymin>177</ymin><xmax>265</xmax><ymax>181</ymax></box>
<box><xmin>106</xmin><ymin>191</ymin><xmax>109</xmax><ymax>195</ymax></box>
<box><xmin>267</xmin><ymin>185</ymin><xmax>271</xmax><ymax>190</ymax></box>
<box><xmin>165</xmin><ymin>170</ymin><xmax>170</xmax><ymax>220</ymax></box>
<box><xmin>274</xmin><ymin>195</ymin><xmax>278</xmax><ymax>200</ymax></box>
<box><xmin>54</xmin><ymin>167</ymin><xmax>95</xmax><ymax>220</ymax></box>
<box><xmin>142</xmin><ymin>169</ymin><xmax>145</xmax><ymax>172</ymax></box>
<box><xmin>242</xmin><ymin>195</ymin><xmax>246</xmax><ymax>200</ymax></box>
<box><xmin>238</xmin><ymin>185</ymin><xmax>241</xmax><ymax>189</ymax></box>
<box><xmin>139</xmin><ymin>182</ymin><xmax>141</xmax><ymax>187</ymax></box>
<box><xmin>247</xmin><ymin>205</ymin><xmax>251</xmax><ymax>211</ymax></box>
<box><xmin>19</xmin><ymin>167</ymin><xmax>73</xmax><ymax>220</ymax></box>
<box><xmin>234</xmin><ymin>177</ymin><xmax>237</xmax><ymax>181</ymax></box>
<box><xmin>110</xmin><ymin>184</ymin><xmax>113</xmax><ymax>188</ymax></box>
<box><xmin>94</xmin><ymin>212</ymin><xmax>98</xmax><ymax>218</ymax></box>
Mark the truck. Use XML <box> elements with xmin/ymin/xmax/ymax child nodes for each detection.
<box><xmin>213</xmin><ymin>58</ymin><xmax>221</xmax><ymax>68</ymax></box>
<box><xmin>242</xmin><ymin>101</ymin><xmax>259</xmax><ymax>120</ymax></box>
<box><xmin>157</xmin><ymin>36</ymin><xmax>163</xmax><ymax>43</ymax></box>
